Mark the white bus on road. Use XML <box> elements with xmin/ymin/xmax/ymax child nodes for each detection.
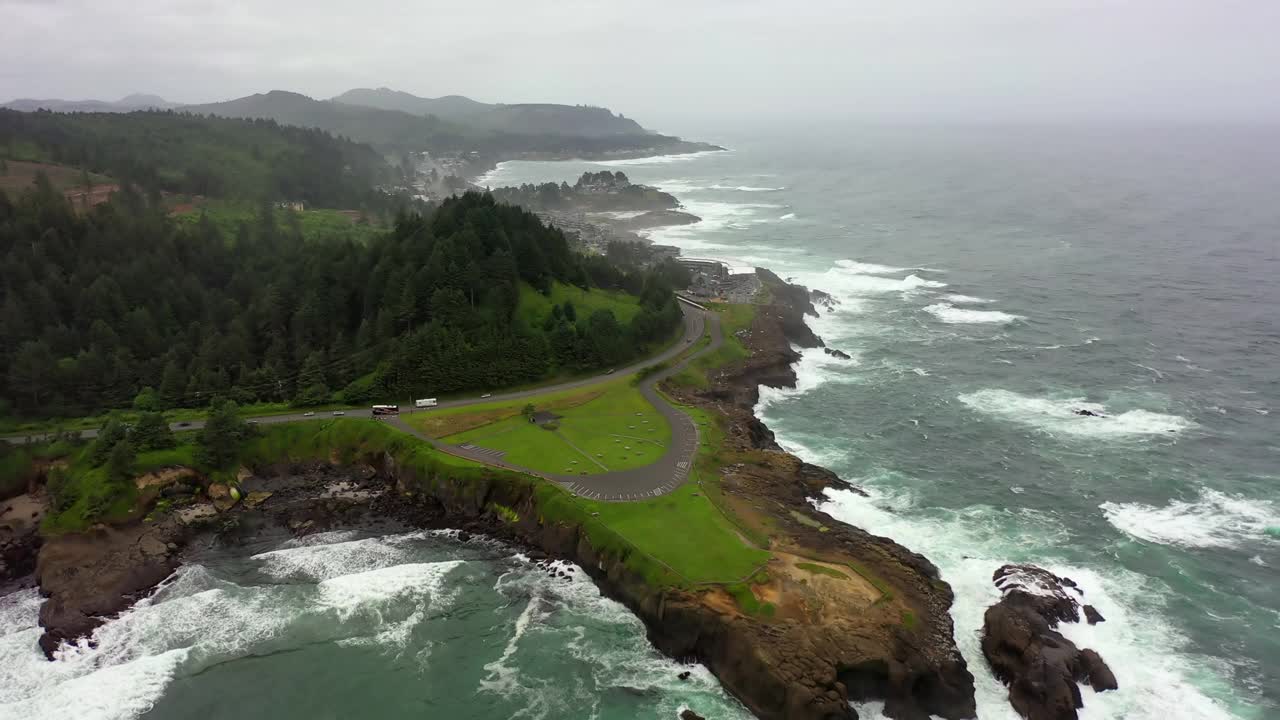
<box><xmin>414</xmin><ymin>398</ymin><xmax>438</xmax><ymax>409</ymax></box>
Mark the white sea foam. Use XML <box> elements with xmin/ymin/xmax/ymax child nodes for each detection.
<box><xmin>819</xmin><ymin>485</ymin><xmax>1249</xmax><ymax>720</ymax></box>
<box><xmin>943</xmin><ymin>293</ymin><xmax>994</xmax><ymax>304</ymax></box>
<box><xmin>318</xmin><ymin>560</ymin><xmax>463</xmax><ymax>618</ymax></box>
<box><xmin>833</xmin><ymin>259</ymin><xmax>910</xmax><ymax>275</ymax></box>
<box><xmin>590</xmin><ymin>149</ymin><xmax>725</xmax><ymax>167</ymax></box>
<box><xmin>924</xmin><ymin>303</ymin><xmax>1022</xmax><ymax>325</ymax></box>
<box><xmin>707</xmin><ymin>184</ymin><xmax>784</xmax><ymax>192</ymax></box>
<box><xmin>957</xmin><ymin>389</ymin><xmax>1194</xmax><ymax>437</ymax></box>
<box><xmin>1101</xmin><ymin>491</ymin><xmax>1279</xmax><ymax>550</ymax></box>
<box><xmin>0</xmin><ymin>532</ymin><xmax>469</xmax><ymax>720</ymax></box>
<box><xmin>814</xmin><ymin>267</ymin><xmax>947</xmax><ymax>296</ymax></box>
<box><xmin>253</xmin><ymin>532</ymin><xmax>430</xmax><ymax>581</ymax></box>
<box><xmin>779</xmin><ymin>212</ymin><xmax>797</xmax><ymax>220</ymax></box>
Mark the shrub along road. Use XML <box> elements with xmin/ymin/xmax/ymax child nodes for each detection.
<box><xmin>5</xmin><ymin>300</ymin><xmax>723</xmax><ymax>502</ymax></box>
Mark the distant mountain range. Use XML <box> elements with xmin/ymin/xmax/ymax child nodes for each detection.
<box><xmin>2</xmin><ymin>94</ymin><xmax>179</xmax><ymax>113</ymax></box>
<box><xmin>3</xmin><ymin>87</ymin><xmax>719</xmax><ymax>164</ymax></box>
<box><xmin>330</xmin><ymin>87</ymin><xmax>648</xmax><ymax>137</ymax></box>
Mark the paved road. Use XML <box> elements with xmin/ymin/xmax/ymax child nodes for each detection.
<box><xmin>3</xmin><ymin>299</ymin><xmax>723</xmax><ymax>502</ymax></box>
<box><xmin>2</xmin><ymin>300</ymin><xmax>707</xmax><ymax>444</ymax></box>
<box><xmin>391</xmin><ymin>308</ymin><xmax>723</xmax><ymax>501</ymax></box>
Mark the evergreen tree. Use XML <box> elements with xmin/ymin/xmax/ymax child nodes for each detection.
<box><xmin>197</xmin><ymin>399</ymin><xmax>249</xmax><ymax>470</ymax></box>
<box><xmin>90</xmin><ymin>418</ymin><xmax>129</xmax><ymax>467</ymax></box>
<box><xmin>132</xmin><ymin>411</ymin><xmax>176</xmax><ymax>451</ymax></box>
<box><xmin>132</xmin><ymin>386</ymin><xmax>160</xmax><ymax>412</ymax></box>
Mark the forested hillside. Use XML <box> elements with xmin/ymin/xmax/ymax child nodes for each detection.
<box><xmin>0</xmin><ymin>184</ymin><xmax>684</xmax><ymax>419</ymax></box>
<box><xmin>0</xmin><ymin>109</ymin><xmax>396</xmax><ymax>208</ymax></box>
<box><xmin>332</xmin><ymin>88</ymin><xmax>648</xmax><ymax>137</ymax></box>
<box><xmin>185</xmin><ymin>91</ymin><xmax>718</xmax><ymax>157</ymax></box>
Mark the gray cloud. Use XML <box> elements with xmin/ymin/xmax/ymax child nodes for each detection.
<box><xmin>2</xmin><ymin>0</ymin><xmax>1278</xmax><ymax>129</ymax></box>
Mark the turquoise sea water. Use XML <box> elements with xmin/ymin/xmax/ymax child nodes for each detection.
<box><xmin>2</xmin><ymin>125</ymin><xmax>1277</xmax><ymax>719</ymax></box>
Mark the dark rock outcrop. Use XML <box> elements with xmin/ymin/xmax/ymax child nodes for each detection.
<box><xmin>982</xmin><ymin>564</ymin><xmax>1118</xmax><ymax>720</ymax></box>
<box><xmin>756</xmin><ymin>269</ymin><xmax>823</xmax><ymax>348</ymax></box>
<box><xmin>823</xmin><ymin>347</ymin><xmax>852</xmax><ymax>360</ymax></box>
<box><xmin>810</xmin><ymin>289</ymin><xmax>839</xmax><ymax>312</ymax></box>
<box><xmin>1082</xmin><ymin>605</ymin><xmax>1105</xmax><ymax>625</ymax></box>
<box><xmin>1</xmin><ymin>493</ymin><xmax>45</xmax><ymax>592</ymax></box>
<box><xmin>681</xmin><ymin>710</ymin><xmax>707</xmax><ymax>720</ymax></box>
<box><xmin>36</xmin><ymin>523</ymin><xmax>181</xmax><ymax>657</ymax></box>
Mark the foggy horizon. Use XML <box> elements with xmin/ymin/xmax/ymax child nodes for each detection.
<box><xmin>3</xmin><ymin>0</ymin><xmax>1279</xmax><ymax>130</ymax></box>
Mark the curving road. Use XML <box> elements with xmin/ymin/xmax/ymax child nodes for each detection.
<box><xmin>4</xmin><ymin>299</ymin><xmax>723</xmax><ymax>503</ymax></box>
<box><xmin>392</xmin><ymin>307</ymin><xmax>722</xmax><ymax>501</ymax></box>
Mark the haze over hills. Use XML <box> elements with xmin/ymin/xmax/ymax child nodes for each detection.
<box><xmin>181</xmin><ymin>89</ymin><xmax>718</xmax><ymax>160</ymax></box>
<box><xmin>331</xmin><ymin>87</ymin><xmax>649</xmax><ymax>137</ymax></box>
<box><xmin>2</xmin><ymin>94</ymin><xmax>178</xmax><ymax>113</ymax></box>
<box><xmin>3</xmin><ymin>88</ymin><xmax>717</xmax><ymax>164</ymax></box>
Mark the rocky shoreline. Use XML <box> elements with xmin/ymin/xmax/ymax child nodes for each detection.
<box><xmin>6</xmin><ymin>272</ymin><xmax>984</xmax><ymax>720</ymax></box>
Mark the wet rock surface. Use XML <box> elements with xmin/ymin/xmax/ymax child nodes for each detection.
<box><xmin>981</xmin><ymin>564</ymin><xmax>1118</xmax><ymax>720</ymax></box>
<box><xmin>1</xmin><ymin>492</ymin><xmax>47</xmax><ymax>593</ymax></box>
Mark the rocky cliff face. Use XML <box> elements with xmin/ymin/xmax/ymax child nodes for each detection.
<box><xmin>650</xmin><ymin>278</ymin><xmax>977</xmax><ymax>719</ymax></box>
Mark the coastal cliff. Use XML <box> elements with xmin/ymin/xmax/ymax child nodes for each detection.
<box><xmin>23</xmin><ymin>275</ymin><xmax>976</xmax><ymax>720</ymax></box>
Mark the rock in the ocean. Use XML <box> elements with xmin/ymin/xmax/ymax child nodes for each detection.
<box><xmin>982</xmin><ymin>564</ymin><xmax>1118</xmax><ymax>720</ymax></box>
<box><xmin>679</xmin><ymin>710</ymin><xmax>706</xmax><ymax>720</ymax></box>
<box><xmin>1083</xmin><ymin>605</ymin><xmax>1105</xmax><ymax>625</ymax></box>
<box><xmin>823</xmin><ymin>347</ymin><xmax>853</xmax><ymax>360</ymax></box>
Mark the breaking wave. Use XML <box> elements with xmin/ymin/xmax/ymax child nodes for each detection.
<box><xmin>819</xmin><ymin>484</ymin><xmax>1249</xmax><ymax>720</ymax></box>
<box><xmin>943</xmin><ymin>293</ymin><xmax>994</xmax><ymax>304</ymax></box>
<box><xmin>957</xmin><ymin>389</ymin><xmax>1194</xmax><ymax>437</ymax></box>
<box><xmin>923</xmin><ymin>303</ymin><xmax>1023</xmax><ymax>325</ymax></box>
<box><xmin>1101</xmin><ymin>490</ymin><xmax>1280</xmax><ymax>550</ymax></box>
<box><xmin>707</xmin><ymin>184</ymin><xmax>783</xmax><ymax>192</ymax></box>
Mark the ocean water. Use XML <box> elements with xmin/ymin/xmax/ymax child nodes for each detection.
<box><xmin>478</xmin><ymin>125</ymin><xmax>1280</xmax><ymax>720</ymax></box>
<box><xmin>0</xmin><ymin>530</ymin><xmax>751</xmax><ymax>719</ymax></box>
<box><xmin>4</xmin><ymin>126</ymin><xmax>1278</xmax><ymax>720</ymax></box>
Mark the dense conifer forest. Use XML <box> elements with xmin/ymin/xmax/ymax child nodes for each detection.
<box><xmin>0</xmin><ymin>183</ymin><xmax>685</xmax><ymax>419</ymax></box>
<box><xmin>0</xmin><ymin>109</ymin><xmax>398</xmax><ymax>209</ymax></box>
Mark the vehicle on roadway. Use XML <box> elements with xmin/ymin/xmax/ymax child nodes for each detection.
<box><xmin>372</xmin><ymin>404</ymin><xmax>400</xmax><ymax>416</ymax></box>
<box><xmin>414</xmin><ymin>398</ymin><xmax>438</xmax><ymax>408</ymax></box>
<box><xmin>332</xmin><ymin>410</ymin><xmax>345</xmax><ymax>416</ymax></box>
<box><xmin>302</xmin><ymin>411</ymin><xmax>314</xmax><ymax>417</ymax></box>
<box><xmin>480</xmin><ymin>393</ymin><xmax>492</xmax><ymax>399</ymax></box>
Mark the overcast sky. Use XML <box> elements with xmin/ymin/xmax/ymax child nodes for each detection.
<box><xmin>2</xmin><ymin>0</ymin><xmax>1278</xmax><ymax>131</ymax></box>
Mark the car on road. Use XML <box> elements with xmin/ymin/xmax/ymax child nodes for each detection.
<box><xmin>247</xmin><ymin>419</ymin><xmax>258</xmax><ymax>425</ymax></box>
<box><xmin>480</xmin><ymin>393</ymin><xmax>492</xmax><ymax>399</ymax></box>
<box><xmin>302</xmin><ymin>411</ymin><xmax>315</xmax><ymax>417</ymax></box>
<box><xmin>176</xmin><ymin>422</ymin><xmax>190</xmax><ymax>428</ymax></box>
<box><xmin>332</xmin><ymin>410</ymin><xmax>345</xmax><ymax>416</ymax></box>
<box><xmin>606</xmin><ymin>369</ymin><xmax>615</xmax><ymax>374</ymax></box>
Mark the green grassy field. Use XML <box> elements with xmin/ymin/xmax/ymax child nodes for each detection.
<box><xmin>670</xmin><ymin>302</ymin><xmax>755</xmax><ymax>387</ymax></box>
<box><xmin>243</xmin><ymin>418</ymin><xmax>484</xmax><ymax>470</ymax></box>
<box><xmin>172</xmin><ymin>203</ymin><xmax>384</xmax><ymax>244</ymax></box>
<box><xmin>440</xmin><ymin>381</ymin><xmax>670</xmax><ymax>475</ymax></box>
<box><xmin>570</xmin><ymin>481</ymin><xmax>771</xmax><ymax>583</ymax></box>
<box><xmin>515</xmin><ymin>281</ymin><xmax>643</xmax><ymax>328</ymax></box>
<box><xmin>0</xmin><ymin>401</ymin><xmax>354</xmax><ymax>437</ymax></box>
